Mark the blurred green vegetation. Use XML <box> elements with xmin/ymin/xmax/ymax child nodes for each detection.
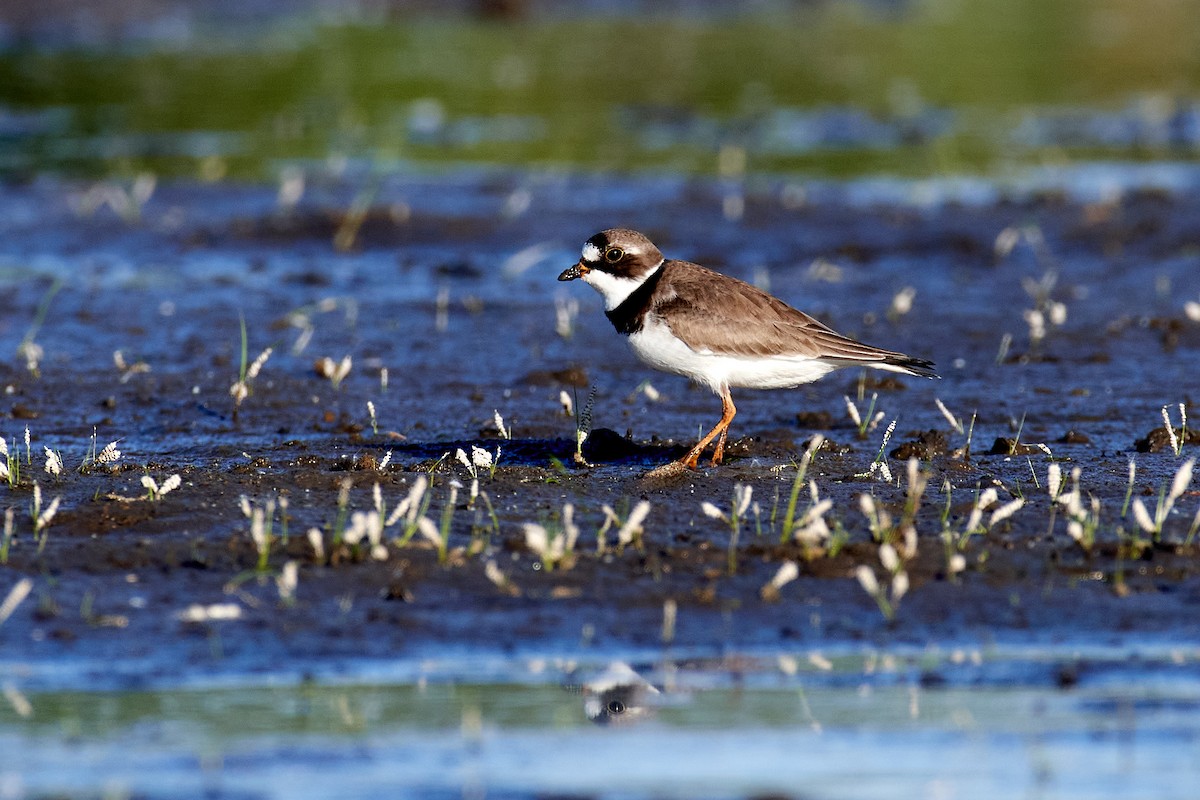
<box><xmin>0</xmin><ymin>0</ymin><xmax>1197</xmax><ymax>180</ymax></box>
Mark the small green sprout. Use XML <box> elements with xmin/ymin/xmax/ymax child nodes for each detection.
<box><xmin>245</xmin><ymin>498</ymin><xmax>275</xmax><ymax>572</ymax></box>
<box><xmin>934</xmin><ymin>397</ymin><xmax>964</xmax><ymax>436</ymax></box>
<box><xmin>230</xmin><ymin>317</ymin><xmax>272</xmax><ymax>419</ymax></box>
<box><xmin>306</xmin><ymin>527</ymin><xmax>326</xmax><ymax>564</ymax></box>
<box><xmin>1131</xmin><ymin>458</ymin><xmax>1194</xmax><ymax>541</ymax></box>
<box><xmin>456</xmin><ymin>445</ymin><xmax>499</xmax><ymax>480</ymax></box>
<box><xmin>43</xmin><ymin>447</ymin><xmax>64</xmax><ymax>480</ymax></box>
<box><xmin>702</xmin><ymin>485</ymin><xmax>752</xmax><ymax>575</ymax></box>
<box><xmin>484</xmin><ymin>560</ymin><xmax>520</xmax><ymax>596</ymax></box>
<box><xmin>855</xmin><ymin>543</ymin><xmax>908</xmax><ymax>622</ymax></box>
<box><xmin>389</xmin><ymin>475</ymin><xmax>432</xmax><ymax>545</ymax></box>
<box><xmin>1048</xmin><ymin>463</ymin><xmax>1100</xmax><ymax>552</ymax></box>
<box><xmin>761</xmin><ymin>561</ymin><xmax>799</xmax><ymax>602</ymax></box>
<box><xmin>413</xmin><ymin>480</ymin><xmax>459</xmax><ymax>565</ymax></box>
<box><xmin>1121</xmin><ymin>460</ymin><xmax>1137</xmax><ymax>518</ymax></box>
<box><xmin>113</xmin><ymin>350</ymin><xmax>151</xmax><ymax>383</ymax></box>
<box><xmin>30</xmin><ymin>483</ymin><xmax>60</xmax><ymax>553</ymax></box>
<box><xmin>599</xmin><ymin>500</ymin><xmax>651</xmax><ymax>554</ymax></box>
<box><xmin>276</xmin><ymin>561</ymin><xmax>299</xmax><ymax>605</ymax></box>
<box><xmin>330</xmin><ymin>478</ymin><xmax>353</xmax><ymax>544</ymax></box>
<box><xmin>17</xmin><ymin>279</ymin><xmax>62</xmax><ymax>379</ymax></box>
<box><xmin>1</xmin><ymin>508</ymin><xmax>14</xmax><ymax>564</ymax></box>
<box><xmin>844</xmin><ymin>392</ymin><xmax>883</xmax><ymax>439</ymax></box>
<box><xmin>79</xmin><ymin>430</ymin><xmax>122</xmax><ymax>475</ymax></box>
<box><xmin>995</xmin><ymin>332</ymin><xmax>1013</xmax><ymax>364</ymax></box>
<box><xmin>572</xmin><ymin>387</ymin><xmax>596</xmax><ymax>466</ymax></box>
<box><xmin>523</xmin><ymin>503</ymin><xmax>580</xmax><ymax>572</ymax></box>
<box><xmin>317</xmin><ymin>355</ymin><xmax>352</xmax><ymax>390</ymax></box>
<box><xmin>493</xmin><ymin>410</ymin><xmax>512</xmax><ymax>440</ymax></box>
<box><xmin>343</xmin><ymin>507</ymin><xmax>387</xmax><ymax>562</ymax></box>
<box><xmin>955</xmin><ymin>485</ymin><xmax>1024</xmax><ymax>550</ymax></box>
<box><xmin>781</xmin><ymin>434</ymin><xmax>824</xmax><ymax>543</ymax></box>
<box><xmin>859</xmin><ymin>419</ymin><xmax>897</xmax><ymax>482</ymax></box>
<box><xmin>0</xmin><ymin>437</ymin><xmax>19</xmax><ymax>487</ymax></box>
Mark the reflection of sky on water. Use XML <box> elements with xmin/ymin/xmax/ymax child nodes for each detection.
<box><xmin>4</xmin><ymin>652</ymin><xmax>1200</xmax><ymax>799</ymax></box>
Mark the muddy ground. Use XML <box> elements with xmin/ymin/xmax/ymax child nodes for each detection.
<box><xmin>1</xmin><ymin>169</ymin><xmax>1199</xmax><ymax>689</ymax></box>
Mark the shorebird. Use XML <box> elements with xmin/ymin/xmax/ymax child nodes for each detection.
<box><xmin>559</xmin><ymin>228</ymin><xmax>938</xmax><ymax>470</ymax></box>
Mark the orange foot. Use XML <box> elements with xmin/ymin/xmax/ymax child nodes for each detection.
<box><xmin>677</xmin><ymin>387</ymin><xmax>736</xmax><ymax>470</ymax></box>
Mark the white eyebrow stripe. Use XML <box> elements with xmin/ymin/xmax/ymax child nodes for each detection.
<box><xmin>581</xmin><ymin>242</ymin><xmax>602</xmax><ymax>263</ymax></box>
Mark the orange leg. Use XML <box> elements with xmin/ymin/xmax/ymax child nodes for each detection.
<box><xmin>680</xmin><ymin>386</ymin><xmax>737</xmax><ymax>469</ymax></box>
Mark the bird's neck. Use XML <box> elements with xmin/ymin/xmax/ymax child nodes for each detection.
<box><xmin>603</xmin><ymin>262</ymin><xmax>666</xmax><ymax>336</ymax></box>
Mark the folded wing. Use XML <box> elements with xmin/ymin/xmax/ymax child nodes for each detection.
<box><xmin>657</xmin><ymin>261</ymin><xmax>937</xmax><ymax>376</ymax></box>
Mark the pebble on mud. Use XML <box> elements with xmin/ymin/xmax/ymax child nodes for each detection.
<box><xmin>988</xmin><ymin>437</ymin><xmax>1044</xmax><ymax>456</ymax></box>
<box><xmin>890</xmin><ymin>429</ymin><xmax>950</xmax><ymax>460</ymax></box>
<box><xmin>1135</xmin><ymin>425</ymin><xmax>1200</xmax><ymax>453</ymax></box>
<box><xmin>795</xmin><ymin>410</ymin><xmax>835</xmax><ymax>429</ymax></box>
<box><xmin>846</xmin><ymin>374</ymin><xmax>911</xmax><ymax>392</ymax></box>
<box><xmin>520</xmin><ymin>366</ymin><xmax>589</xmax><ymax>387</ymax></box>
<box><xmin>10</xmin><ymin>403</ymin><xmax>38</xmax><ymax>419</ymax></box>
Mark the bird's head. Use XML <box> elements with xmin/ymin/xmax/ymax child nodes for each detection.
<box><xmin>558</xmin><ymin>229</ymin><xmax>665</xmax><ymax>310</ymax></box>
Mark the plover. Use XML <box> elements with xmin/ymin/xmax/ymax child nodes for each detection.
<box><xmin>558</xmin><ymin>228</ymin><xmax>938</xmax><ymax>470</ymax></box>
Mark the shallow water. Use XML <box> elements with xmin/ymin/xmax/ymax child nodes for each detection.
<box><xmin>5</xmin><ymin>651</ymin><xmax>1200</xmax><ymax>799</ymax></box>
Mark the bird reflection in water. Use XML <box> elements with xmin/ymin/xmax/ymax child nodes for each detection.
<box><xmin>566</xmin><ymin>662</ymin><xmax>662</xmax><ymax>726</ymax></box>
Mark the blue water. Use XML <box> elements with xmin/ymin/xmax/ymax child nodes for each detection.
<box><xmin>4</xmin><ymin>651</ymin><xmax>1200</xmax><ymax>799</ymax></box>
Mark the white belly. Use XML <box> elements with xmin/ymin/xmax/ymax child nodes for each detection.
<box><xmin>627</xmin><ymin>318</ymin><xmax>837</xmax><ymax>393</ymax></box>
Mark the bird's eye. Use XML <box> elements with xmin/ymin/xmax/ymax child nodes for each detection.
<box><xmin>604</xmin><ymin>247</ymin><xmax>624</xmax><ymax>263</ymax></box>
<box><xmin>607</xmin><ymin>699</ymin><xmax>626</xmax><ymax>715</ymax></box>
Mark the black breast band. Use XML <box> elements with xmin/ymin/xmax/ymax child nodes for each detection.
<box><xmin>604</xmin><ymin>265</ymin><xmax>666</xmax><ymax>336</ymax></box>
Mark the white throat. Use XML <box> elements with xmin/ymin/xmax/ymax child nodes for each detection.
<box><xmin>583</xmin><ymin>260</ymin><xmax>664</xmax><ymax>311</ymax></box>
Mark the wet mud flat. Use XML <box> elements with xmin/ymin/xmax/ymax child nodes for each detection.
<box><xmin>1</xmin><ymin>168</ymin><xmax>1200</xmax><ymax>795</ymax></box>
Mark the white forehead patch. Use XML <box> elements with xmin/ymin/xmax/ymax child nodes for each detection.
<box><xmin>581</xmin><ymin>242</ymin><xmax>602</xmax><ymax>263</ymax></box>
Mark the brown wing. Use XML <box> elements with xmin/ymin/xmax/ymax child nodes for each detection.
<box><xmin>654</xmin><ymin>260</ymin><xmax>926</xmax><ymax>368</ymax></box>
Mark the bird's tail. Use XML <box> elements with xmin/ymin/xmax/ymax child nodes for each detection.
<box><xmin>879</xmin><ymin>355</ymin><xmax>939</xmax><ymax>379</ymax></box>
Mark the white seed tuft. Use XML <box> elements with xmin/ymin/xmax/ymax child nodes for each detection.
<box><xmin>843</xmin><ymin>395</ymin><xmax>862</xmax><ymax>427</ymax></box>
<box><xmin>989</xmin><ymin>497</ymin><xmax>1026</xmax><ymax>527</ymax></box>
<box><xmin>889</xmin><ymin>286</ymin><xmax>916</xmax><ymax>317</ymax></box>
<box><xmin>43</xmin><ymin>448</ymin><xmax>62</xmax><ymax>477</ymax></box>
<box><xmin>879</xmin><ymin>543</ymin><xmax>900</xmax><ymax>573</ymax></box>
<box><xmin>1169</xmin><ymin>459</ymin><xmax>1194</xmax><ymax>504</ymax></box>
<box><xmin>96</xmin><ymin>441</ymin><xmax>122</xmax><ymax>464</ymax></box>
<box><xmin>246</xmin><ymin>348</ymin><xmax>272</xmax><ymax>381</ymax></box>
<box><xmin>176</xmin><ymin>603</ymin><xmax>242</xmax><ymax>623</ymax></box>
<box><xmin>522</xmin><ymin>523</ymin><xmax>549</xmax><ymax>556</ymax></box>
<box><xmin>733</xmin><ymin>484</ymin><xmax>753</xmax><ymax>517</ymax></box>
<box><xmin>307</xmin><ymin>527</ymin><xmax>325</xmax><ymax>561</ymax></box>
<box><xmin>417</xmin><ymin>516</ymin><xmax>442</xmax><ymax>548</ymax></box>
<box><xmin>493</xmin><ymin>410</ymin><xmax>510</xmax><ymax>440</ymax></box>
<box><xmin>276</xmin><ymin>561</ymin><xmax>298</xmax><ymax>601</ymax></box>
<box><xmin>855</xmin><ymin>565</ymin><xmax>880</xmax><ymax>596</ymax></box>
<box><xmin>1131</xmin><ymin>499</ymin><xmax>1157</xmax><ymax>534</ymax></box>
<box><xmin>617</xmin><ymin>500</ymin><xmax>651</xmax><ymax>545</ymax></box>
<box><xmin>0</xmin><ymin>578</ymin><xmax>33</xmax><ymax>626</ymax></box>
